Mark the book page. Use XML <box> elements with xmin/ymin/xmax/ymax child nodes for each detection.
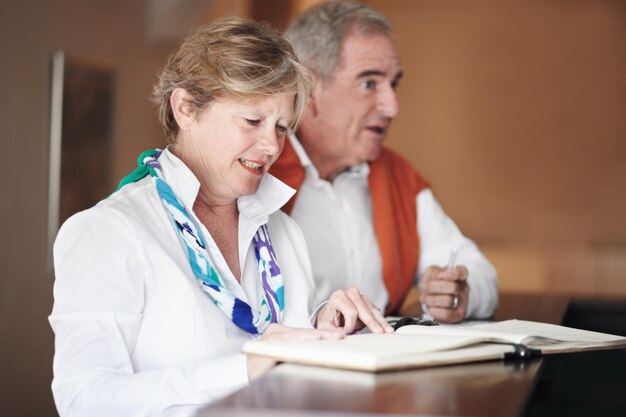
<box><xmin>468</xmin><ymin>320</ymin><xmax>626</xmax><ymax>352</ymax></box>
<box><xmin>243</xmin><ymin>333</ymin><xmax>494</xmax><ymax>372</ymax></box>
<box><xmin>396</xmin><ymin>323</ymin><xmax>529</xmax><ymax>344</ymax></box>
<box><xmin>395</xmin><ymin>319</ymin><xmax>626</xmax><ymax>352</ymax></box>
<box><xmin>243</xmin><ymin>320</ymin><xmax>626</xmax><ymax>372</ymax></box>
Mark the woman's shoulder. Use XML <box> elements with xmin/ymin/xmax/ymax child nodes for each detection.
<box><xmin>268</xmin><ymin>209</ymin><xmax>297</xmax><ymax>230</ymax></box>
<box><xmin>267</xmin><ymin>210</ymin><xmax>308</xmax><ymax>249</ymax></box>
<box><xmin>56</xmin><ymin>178</ymin><xmax>156</xmax><ymax>241</ymax></box>
<box><xmin>102</xmin><ymin>176</ymin><xmax>157</xmax><ymax>210</ymax></box>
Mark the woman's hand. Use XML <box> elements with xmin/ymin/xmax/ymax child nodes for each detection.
<box><xmin>247</xmin><ymin>323</ymin><xmax>344</xmax><ymax>380</ymax></box>
<box><xmin>316</xmin><ymin>288</ymin><xmax>394</xmax><ymax>335</ymax></box>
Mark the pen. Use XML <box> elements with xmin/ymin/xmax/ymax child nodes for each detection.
<box><xmin>422</xmin><ymin>247</ymin><xmax>461</xmax><ymax>315</ymax></box>
<box><xmin>448</xmin><ymin>247</ymin><xmax>461</xmax><ymax>310</ymax></box>
<box><xmin>447</xmin><ymin>247</ymin><xmax>460</xmax><ymax>273</ymax></box>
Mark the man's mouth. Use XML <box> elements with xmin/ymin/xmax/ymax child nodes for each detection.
<box><xmin>367</xmin><ymin>126</ymin><xmax>386</xmax><ymax>135</ymax></box>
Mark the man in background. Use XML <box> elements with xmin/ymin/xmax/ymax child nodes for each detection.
<box><xmin>271</xmin><ymin>0</ymin><xmax>498</xmax><ymax>323</ymax></box>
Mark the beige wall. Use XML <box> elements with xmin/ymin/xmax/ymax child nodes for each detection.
<box><xmin>0</xmin><ymin>2</ymin><xmax>172</xmax><ymax>416</ymax></box>
<box><xmin>363</xmin><ymin>0</ymin><xmax>626</xmax><ymax>296</ymax></box>
<box><xmin>1</xmin><ymin>1</ymin><xmax>624</xmax><ymax>415</ymax></box>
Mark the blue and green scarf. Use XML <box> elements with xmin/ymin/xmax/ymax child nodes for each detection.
<box><xmin>117</xmin><ymin>149</ymin><xmax>284</xmax><ymax>334</ymax></box>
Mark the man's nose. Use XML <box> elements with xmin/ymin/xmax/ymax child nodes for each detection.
<box><xmin>377</xmin><ymin>84</ymin><xmax>399</xmax><ymax>118</ymax></box>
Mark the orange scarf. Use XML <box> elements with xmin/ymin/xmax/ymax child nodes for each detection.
<box><xmin>270</xmin><ymin>139</ymin><xmax>429</xmax><ymax>314</ymax></box>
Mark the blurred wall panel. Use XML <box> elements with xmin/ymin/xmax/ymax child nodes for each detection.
<box><xmin>251</xmin><ymin>0</ymin><xmax>294</xmax><ymax>29</ymax></box>
<box><xmin>360</xmin><ymin>0</ymin><xmax>626</xmax><ymax>296</ymax></box>
<box><xmin>0</xmin><ymin>1</ymin><xmax>174</xmax><ymax>416</ymax></box>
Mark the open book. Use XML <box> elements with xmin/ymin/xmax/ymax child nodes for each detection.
<box><xmin>242</xmin><ymin>319</ymin><xmax>626</xmax><ymax>372</ymax></box>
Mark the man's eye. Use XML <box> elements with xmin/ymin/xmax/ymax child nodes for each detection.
<box><xmin>361</xmin><ymin>80</ymin><xmax>376</xmax><ymax>90</ymax></box>
<box><xmin>245</xmin><ymin>118</ymin><xmax>260</xmax><ymax>126</ymax></box>
<box><xmin>391</xmin><ymin>80</ymin><xmax>400</xmax><ymax>90</ymax></box>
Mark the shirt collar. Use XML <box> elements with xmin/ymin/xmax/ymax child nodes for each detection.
<box><xmin>237</xmin><ymin>174</ymin><xmax>295</xmax><ymax>221</ymax></box>
<box><xmin>288</xmin><ymin>131</ymin><xmax>313</xmax><ymax>168</ymax></box>
<box><xmin>158</xmin><ymin>147</ymin><xmax>201</xmax><ymax>210</ymax></box>
<box><xmin>158</xmin><ymin>147</ymin><xmax>295</xmax><ymax>222</ymax></box>
<box><xmin>288</xmin><ymin>132</ymin><xmax>370</xmax><ymax>181</ymax></box>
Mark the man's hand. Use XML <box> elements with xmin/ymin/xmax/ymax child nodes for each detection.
<box><xmin>316</xmin><ymin>288</ymin><xmax>394</xmax><ymax>334</ymax></box>
<box><xmin>247</xmin><ymin>323</ymin><xmax>344</xmax><ymax>380</ymax></box>
<box><xmin>419</xmin><ymin>265</ymin><xmax>469</xmax><ymax>323</ymax></box>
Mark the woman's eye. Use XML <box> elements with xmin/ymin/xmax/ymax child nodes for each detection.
<box><xmin>361</xmin><ymin>80</ymin><xmax>376</xmax><ymax>90</ymax></box>
<box><xmin>276</xmin><ymin>125</ymin><xmax>288</xmax><ymax>135</ymax></box>
<box><xmin>245</xmin><ymin>118</ymin><xmax>261</xmax><ymax>126</ymax></box>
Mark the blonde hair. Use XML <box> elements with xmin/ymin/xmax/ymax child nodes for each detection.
<box><xmin>153</xmin><ymin>17</ymin><xmax>313</xmax><ymax>143</ymax></box>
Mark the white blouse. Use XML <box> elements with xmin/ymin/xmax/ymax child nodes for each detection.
<box><xmin>49</xmin><ymin>149</ymin><xmax>316</xmax><ymax>417</ymax></box>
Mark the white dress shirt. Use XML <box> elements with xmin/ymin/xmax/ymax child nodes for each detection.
<box><xmin>49</xmin><ymin>149</ymin><xmax>316</xmax><ymax>417</ymax></box>
<box><xmin>288</xmin><ymin>135</ymin><xmax>498</xmax><ymax>318</ymax></box>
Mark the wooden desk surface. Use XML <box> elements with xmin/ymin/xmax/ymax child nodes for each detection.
<box><xmin>492</xmin><ymin>292</ymin><xmax>569</xmax><ymax>324</ymax></box>
<box><xmin>195</xmin><ymin>293</ymin><xmax>571</xmax><ymax>417</ymax></box>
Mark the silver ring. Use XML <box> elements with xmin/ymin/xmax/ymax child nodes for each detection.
<box><xmin>451</xmin><ymin>295</ymin><xmax>459</xmax><ymax>310</ymax></box>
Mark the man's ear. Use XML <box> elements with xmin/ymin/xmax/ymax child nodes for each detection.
<box><xmin>170</xmin><ymin>88</ymin><xmax>196</xmax><ymax>131</ymax></box>
<box><xmin>308</xmin><ymin>74</ymin><xmax>324</xmax><ymax>118</ymax></box>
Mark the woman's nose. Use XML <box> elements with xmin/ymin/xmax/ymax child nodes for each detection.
<box><xmin>258</xmin><ymin>128</ymin><xmax>281</xmax><ymax>155</ymax></box>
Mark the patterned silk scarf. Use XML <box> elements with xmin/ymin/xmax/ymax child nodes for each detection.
<box><xmin>117</xmin><ymin>149</ymin><xmax>284</xmax><ymax>334</ymax></box>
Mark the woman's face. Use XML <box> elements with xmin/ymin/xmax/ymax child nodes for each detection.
<box><xmin>183</xmin><ymin>94</ymin><xmax>295</xmax><ymax>204</ymax></box>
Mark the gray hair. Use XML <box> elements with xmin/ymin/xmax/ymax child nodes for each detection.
<box><xmin>153</xmin><ymin>17</ymin><xmax>313</xmax><ymax>144</ymax></box>
<box><xmin>284</xmin><ymin>0</ymin><xmax>392</xmax><ymax>81</ymax></box>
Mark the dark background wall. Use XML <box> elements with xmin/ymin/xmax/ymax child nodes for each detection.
<box><xmin>1</xmin><ymin>1</ymin><xmax>624</xmax><ymax>415</ymax></box>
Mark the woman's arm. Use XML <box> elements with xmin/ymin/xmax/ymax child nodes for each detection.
<box><xmin>50</xmin><ymin>206</ymin><xmax>249</xmax><ymax>417</ymax></box>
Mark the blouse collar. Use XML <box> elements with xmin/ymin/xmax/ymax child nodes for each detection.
<box><xmin>158</xmin><ymin>147</ymin><xmax>295</xmax><ymax>222</ymax></box>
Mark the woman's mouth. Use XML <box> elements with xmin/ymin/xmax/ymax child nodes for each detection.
<box><xmin>238</xmin><ymin>158</ymin><xmax>265</xmax><ymax>175</ymax></box>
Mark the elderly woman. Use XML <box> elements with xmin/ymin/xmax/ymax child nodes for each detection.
<box><xmin>49</xmin><ymin>17</ymin><xmax>392</xmax><ymax>417</ymax></box>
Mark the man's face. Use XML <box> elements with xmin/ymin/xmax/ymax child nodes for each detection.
<box><xmin>301</xmin><ymin>31</ymin><xmax>402</xmax><ymax>179</ymax></box>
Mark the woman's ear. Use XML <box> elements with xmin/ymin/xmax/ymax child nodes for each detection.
<box><xmin>170</xmin><ymin>88</ymin><xmax>196</xmax><ymax>131</ymax></box>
